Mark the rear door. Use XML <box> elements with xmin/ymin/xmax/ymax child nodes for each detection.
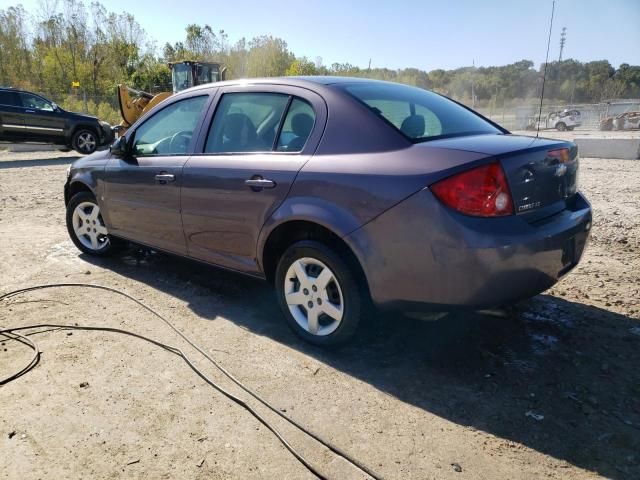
<box><xmin>18</xmin><ymin>92</ymin><xmax>66</xmax><ymax>141</ymax></box>
<box><xmin>0</xmin><ymin>90</ymin><xmax>25</xmax><ymax>140</ymax></box>
<box><xmin>103</xmin><ymin>93</ymin><xmax>211</xmax><ymax>254</ymax></box>
<box><xmin>181</xmin><ymin>85</ymin><xmax>326</xmax><ymax>274</ymax></box>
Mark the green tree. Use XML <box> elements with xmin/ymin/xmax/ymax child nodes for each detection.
<box><xmin>285</xmin><ymin>57</ymin><xmax>317</xmax><ymax>76</ymax></box>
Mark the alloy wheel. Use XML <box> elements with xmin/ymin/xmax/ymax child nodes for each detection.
<box><xmin>71</xmin><ymin>201</ymin><xmax>110</xmax><ymax>251</ymax></box>
<box><xmin>77</xmin><ymin>132</ymin><xmax>96</xmax><ymax>153</ymax></box>
<box><xmin>284</xmin><ymin>257</ymin><xmax>344</xmax><ymax>336</ymax></box>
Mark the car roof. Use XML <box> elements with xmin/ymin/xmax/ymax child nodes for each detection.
<box><xmin>180</xmin><ymin>75</ymin><xmax>400</xmax><ymax>95</ymax></box>
<box><xmin>0</xmin><ymin>87</ymin><xmax>28</xmax><ymax>94</ymax></box>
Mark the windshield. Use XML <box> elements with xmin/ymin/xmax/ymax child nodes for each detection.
<box><xmin>339</xmin><ymin>82</ymin><xmax>502</xmax><ymax>142</ymax></box>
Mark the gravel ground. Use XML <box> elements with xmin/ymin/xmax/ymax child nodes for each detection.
<box><xmin>0</xmin><ymin>148</ymin><xmax>639</xmax><ymax>480</ymax></box>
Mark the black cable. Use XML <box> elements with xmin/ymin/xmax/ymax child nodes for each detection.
<box><xmin>1</xmin><ymin>323</ymin><xmax>327</xmax><ymax>479</ymax></box>
<box><xmin>0</xmin><ymin>283</ymin><xmax>385</xmax><ymax>480</ymax></box>
<box><xmin>0</xmin><ymin>330</ymin><xmax>40</xmax><ymax>385</ymax></box>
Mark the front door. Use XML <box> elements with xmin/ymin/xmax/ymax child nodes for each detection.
<box><xmin>181</xmin><ymin>87</ymin><xmax>325</xmax><ymax>274</ymax></box>
<box><xmin>18</xmin><ymin>92</ymin><xmax>66</xmax><ymax>141</ymax></box>
<box><xmin>103</xmin><ymin>94</ymin><xmax>211</xmax><ymax>255</ymax></box>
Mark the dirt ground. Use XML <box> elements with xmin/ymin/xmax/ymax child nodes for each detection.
<box><xmin>0</xmin><ymin>144</ymin><xmax>639</xmax><ymax>479</ymax></box>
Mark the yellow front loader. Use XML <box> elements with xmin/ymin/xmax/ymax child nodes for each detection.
<box><xmin>116</xmin><ymin>61</ymin><xmax>226</xmax><ymax>134</ymax></box>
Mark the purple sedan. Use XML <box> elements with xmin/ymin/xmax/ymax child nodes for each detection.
<box><xmin>64</xmin><ymin>77</ymin><xmax>591</xmax><ymax>345</ymax></box>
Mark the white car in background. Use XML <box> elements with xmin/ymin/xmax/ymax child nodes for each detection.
<box><xmin>527</xmin><ymin>109</ymin><xmax>582</xmax><ymax>131</ymax></box>
<box><xmin>547</xmin><ymin>109</ymin><xmax>582</xmax><ymax>131</ymax></box>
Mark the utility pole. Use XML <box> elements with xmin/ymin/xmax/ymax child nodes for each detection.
<box><xmin>471</xmin><ymin>59</ymin><xmax>476</xmax><ymax>109</ymax></box>
<box><xmin>367</xmin><ymin>58</ymin><xmax>371</xmax><ymax>72</ymax></box>
<box><xmin>559</xmin><ymin>27</ymin><xmax>566</xmax><ymax>62</ymax></box>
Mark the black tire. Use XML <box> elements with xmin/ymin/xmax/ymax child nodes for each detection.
<box><xmin>72</xmin><ymin>128</ymin><xmax>98</xmax><ymax>155</ymax></box>
<box><xmin>66</xmin><ymin>191</ymin><xmax>121</xmax><ymax>256</ymax></box>
<box><xmin>566</xmin><ymin>126</ymin><xmax>575</xmax><ymax>131</ymax></box>
<box><xmin>275</xmin><ymin>240</ymin><xmax>365</xmax><ymax>346</ymax></box>
<box><xmin>556</xmin><ymin>122</ymin><xmax>567</xmax><ymax>131</ymax></box>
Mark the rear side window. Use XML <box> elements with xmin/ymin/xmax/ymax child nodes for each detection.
<box><xmin>276</xmin><ymin>98</ymin><xmax>315</xmax><ymax>152</ymax></box>
<box><xmin>205</xmin><ymin>93</ymin><xmax>290</xmax><ymax>153</ymax></box>
<box><xmin>339</xmin><ymin>82</ymin><xmax>501</xmax><ymax>142</ymax></box>
<box><xmin>0</xmin><ymin>90</ymin><xmax>20</xmax><ymax>107</ymax></box>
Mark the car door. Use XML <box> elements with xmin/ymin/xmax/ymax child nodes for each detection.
<box><xmin>103</xmin><ymin>93</ymin><xmax>211</xmax><ymax>255</ymax></box>
<box><xmin>18</xmin><ymin>92</ymin><xmax>66</xmax><ymax>141</ymax></box>
<box><xmin>0</xmin><ymin>90</ymin><xmax>26</xmax><ymax>141</ymax></box>
<box><xmin>181</xmin><ymin>86</ymin><xmax>326</xmax><ymax>274</ymax></box>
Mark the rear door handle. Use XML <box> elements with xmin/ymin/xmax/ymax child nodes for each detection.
<box><xmin>25</xmin><ymin>109</ymin><xmax>35</xmax><ymax>113</ymax></box>
<box><xmin>245</xmin><ymin>178</ymin><xmax>276</xmax><ymax>189</ymax></box>
<box><xmin>155</xmin><ymin>173</ymin><xmax>175</xmax><ymax>183</ymax></box>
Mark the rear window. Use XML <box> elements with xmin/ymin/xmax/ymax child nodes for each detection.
<box><xmin>338</xmin><ymin>82</ymin><xmax>501</xmax><ymax>142</ymax></box>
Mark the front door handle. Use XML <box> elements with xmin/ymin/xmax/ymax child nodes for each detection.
<box><xmin>245</xmin><ymin>178</ymin><xmax>276</xmax><ymax>190</ymax></box>
<box><xmin>25</xmin><ymin>109</ymin><xmax>35</xmax><ymax>113</ymax></box>
<box><xmin>155</xmin><ymin>173</ymin><xmax>175</xmax><ymax>183</ymax></box>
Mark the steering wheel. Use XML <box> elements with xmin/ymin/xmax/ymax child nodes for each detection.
<box><xmin>169</xmin><ymin>131</ymin><xmax>192</xmax><ymax>152</ymax></box>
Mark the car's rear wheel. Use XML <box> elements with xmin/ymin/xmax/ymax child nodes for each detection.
<box><xmin>66</xmin><ymin>191</ymin><xmax>119</xmax><ymax>256</ymax></box>
<box><xmin>556</xmin><ymin>122</ymin><xmax>567</xmax><ymax>131</ymax></box>
<box><xmin>275</xmin><ymin>241</ymin><xmax>363</xmax><ymax>346</ymax></box>
<box><xmin>72</xmin><ymin>129</ymin><xmax>98</xmax><ymax>155</ymax></box>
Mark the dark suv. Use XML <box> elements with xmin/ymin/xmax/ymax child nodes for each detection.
<box><xmin>0</xmin><ymin>87</ymin><xmax>113</xmax><ymax>154</ymax></box>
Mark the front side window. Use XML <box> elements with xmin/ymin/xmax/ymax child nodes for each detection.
<box><xmin>132</xmin><ymin>95</ymin><xmax>208</xmax><ymax>156</ymax></box>
<box><xmin>339</xmin><ymin>82</ymin><xmax>501</xmax><ymax>142</ymax></box>
<box><xmin>20</xmin><ymin>93</ymin><xmax>54</xmax><ymax>111</ymax></box>
<box><xmin>205</xmin><ymin>93</ymin><xmax>290</xmax><ymax>153</ymax></box>
<box><xmin>276</xmin><ymin>98</ymin><xmax>316</xmax><ymax>152</ymax></box>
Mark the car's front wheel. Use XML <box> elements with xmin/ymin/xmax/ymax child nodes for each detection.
<box><xmin>275</xmin><ymin>241</ymin><xmax>364</xmax><ymax>346</ymax></box>
<box><xmin>72</xmin><ymin>129</ymin><xmax>98</xmax><ymax>155</ymax></box>
<box><xmin>66</xmin><ymin>191</ymin><xmax>119</xmax><ymax>256</ymax></box>
<box><xmin>556</xmin><ymin>122</ymin><xmax>567</xmax><ymax>131</ymax></box>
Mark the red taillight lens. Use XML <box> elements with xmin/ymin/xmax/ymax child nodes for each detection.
<box><xmin>430</xmin><ymin>162</ymin><xmax>514</xmax><ymax>217</ymax></box>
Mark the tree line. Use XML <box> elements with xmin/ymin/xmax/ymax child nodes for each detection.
<box><xmin>1</xmin><ymin>1</ymin><xmax>639</xmax><ymax>124</ymax></box>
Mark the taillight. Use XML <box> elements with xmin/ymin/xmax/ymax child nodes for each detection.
<box><xmin>430</xmin><ymin>162</ymin><xmax>514</xmax><ymax>217</ymax></box>
<box><xmin>547</xmin><ymin>148</ymin><xmax>570</xmax><ymax>163</ymax></box>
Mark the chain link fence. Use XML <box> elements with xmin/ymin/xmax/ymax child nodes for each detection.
<box><xmin>477</xmin><ymin>99</ymin><xmax>640</xmax><ymax>132</ymax></box>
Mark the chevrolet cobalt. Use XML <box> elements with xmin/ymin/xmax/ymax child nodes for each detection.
<box><xmin>64</xmin><ymin>77</ymin><xmax>591</xmax><ymax>345</ymax></box>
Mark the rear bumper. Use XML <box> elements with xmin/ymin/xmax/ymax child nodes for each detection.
<box><xmin>346</xmin><ymin>189</ymin><xmax>592</xmax><ymax>311</ymax></box>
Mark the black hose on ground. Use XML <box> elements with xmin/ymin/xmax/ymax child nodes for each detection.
<box><xmin>0</xmin><ymin>283</ymin><xmax>385</xmax><ymax>480</ymax></box>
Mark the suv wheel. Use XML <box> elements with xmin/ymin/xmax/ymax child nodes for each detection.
<box><xmin>72</xmin><ymin>129</ymin><xmax>98</xmax><ymax>155</ymax></box>
<box><xmin>66</xmin><ymin>191</ymin><xmax>119</xmax><ymax>256</ymax></box>
<box><xmin>556</xmin><ymin>122</ymin><xmax>567</xmax><ymax>131</ymax></box>
<box><xmin>275</xmin><ymin>240</ymin><xmax>363</xmax><ymax>346</ymax></box>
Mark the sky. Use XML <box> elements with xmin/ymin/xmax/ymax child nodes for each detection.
<box><xmin>4</xmin><ymin>0</ymin><xmax>640</xmax><ymax>71</ymax></box>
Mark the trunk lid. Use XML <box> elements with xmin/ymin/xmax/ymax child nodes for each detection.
<box><xmin>426</xmin><ymin>134</ymin><xmax>579</xmax><ymax>218</ymax></box>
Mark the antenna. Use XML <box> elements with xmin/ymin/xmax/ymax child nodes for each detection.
<box><xmin>559</xmin><ymin>27</ymin><xmax>567</xmax><ymax>62</ymax></box>
<box><xmin>537</xmin><ymin>0</ymin><xmax>556</xmax><ymax>138</ymax></box>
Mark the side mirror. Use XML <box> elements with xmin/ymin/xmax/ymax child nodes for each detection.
<box><xmin>110</xmin><ymin>136</ymin><xmax>130</xmax><ymax>158</ymax></box>
<box><xmin>51</xmin><ymin>102</ymin><xmax>59</xmax><ymax>111</ymax></box>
